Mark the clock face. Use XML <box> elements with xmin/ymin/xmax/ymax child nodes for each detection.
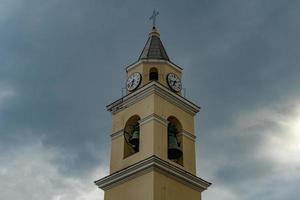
<box><xmin>167</xmin><ymin>73</ymin><xmax>182</xmax><ymax>92</ymax></box>
<box><xmin>127</xmin><ymin>72</ymin><xmax>142</xmax><ymax>91</ymax></box>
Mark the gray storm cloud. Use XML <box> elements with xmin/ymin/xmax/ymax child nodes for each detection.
<box><xmin>0</xmin><ymin>0</ymin><xmax>299</xmax><ymax>200</ymax></box>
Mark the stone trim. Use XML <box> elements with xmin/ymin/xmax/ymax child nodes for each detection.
<box><xmin>111</xmin><ymin>129</ymin><xmax>196</xmax><ymax>142</ymax></box>
<box><xmin>110</xmin><ymin>114</ymin><xmax>168</xmax><ymax>140</ymax></box>
<box><xmin>107</xmin><ymin>82</ymin><xmax>200</xmax><ymax>115</ymax></box>
<box><xmin>110</xmin><ymin>115</ymin><xmax>196</xmax><ymax>142</ymax></box>
<box><xmin>180</xmin><ymin>130</ymin><xmax>196</xmax><ymax>141</ymax></box>
<box><xmin>139</xmin><ymin>113</ymin><xmax>169</xmax><ymax>127</ymax></box>
<box><xmin>94</xmin><ymin>155</ymin><xmax>211</xmax><ymax>191</ymax></box>
<box><xmin>110</xmin><ymin>129</ymin><xmax>124</xmax><ymax>140</ymax></box>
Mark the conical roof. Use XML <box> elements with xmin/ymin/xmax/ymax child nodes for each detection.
<box><xmin>138</xmin><ymin>28</ymin><xmax>170</xmax><ymax>61</ymax></box>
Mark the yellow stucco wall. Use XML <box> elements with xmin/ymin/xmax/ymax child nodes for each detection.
<box><xmin>111</xmin><ymin>94</ymin><xmax>155</xmax><ymax>133</ymax></box>
<box><xmin>153</xmin><ymin>171</ymin><xmax>202</xmax><ymax>200</ymax></box>
<box><xmin>110</xmin><ymin>94</ymin><xmax>155</xmax><ymax>173</ymax></box>
<box><xmin>109</xmin><ymin>92</ymin><xmax>196</xmax><ymax>174</ymax></box>
<box><xmin>104</xmin><ymin>170</ymin><xmax>203</xmax><ymax>200</ymax></box>
<box><xmin>106</xmin><ymin>60</ymin><xmax>200</xmax><ymax>199</ymax></box>
<box><xmin>154</xmin><ymin>95</ymin><xmax>195</xmax><ymax>133</ymax></box>
<box><xmin>154</xmin><ymin>95</ymin><xmax>196</xmax><ymax>174</ymax></box>
<box><xmin>104</xmin><ymin>171</ymin><xmax>154</xmax><ymax>200</ymax></box>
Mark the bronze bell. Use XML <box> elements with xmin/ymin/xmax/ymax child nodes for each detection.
<box><xmin>168</xmin><ymin>124</ymin><xmax>182</xmax><ymax>160</ymax></box>
<box><xmin>129</xmin><ymin>125</ymin><xmax>140</xmax><ymax>151</ymax></box>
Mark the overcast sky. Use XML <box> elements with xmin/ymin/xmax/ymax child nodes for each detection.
<box><xmin>1</xmin><ymin>0</ymin><xmax>300</xmax><ymax>199</ymax></box>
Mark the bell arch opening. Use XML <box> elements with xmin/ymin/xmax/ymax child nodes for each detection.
<box><xmin>149</xmin><ymin>67</ymin><xmax>159</xmax><ymax>81</ymax></box>
<box><xmin>123</xmin><ymin>115</ymin><xmax>141</xmax><ymax>158</ymax></box>
<box><xmin>167</xmin><ymin>116</ymin><xmax>183</xmax><ymax>165</ymax></box>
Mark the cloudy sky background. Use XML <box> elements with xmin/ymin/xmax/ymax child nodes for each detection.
<box><xmin>1</xmin><ymin>0</ymin><xmax>300</xmax><ymax>199</ymax></box>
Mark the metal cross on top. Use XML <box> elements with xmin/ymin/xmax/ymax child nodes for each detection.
<box><xmin>149</xmin><ymin>9</ymin><xmax>159</xmax><ymax>28</ymax></box>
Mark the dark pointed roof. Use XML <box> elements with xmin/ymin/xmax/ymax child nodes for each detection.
<box><xmin>138</xmin><ymin>28</ymin><xmax>170</xmax><ymax>61</ymax></box>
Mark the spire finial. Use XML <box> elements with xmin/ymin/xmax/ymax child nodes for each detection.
<box><xmin>149</xmin><ymin>9</ymin><xmax>159</xmax><ymax>29</ymax></box>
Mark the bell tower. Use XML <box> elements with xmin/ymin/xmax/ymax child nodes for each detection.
<box><xmin>95</xmin><ymin>16</ymin><xmax>211</xmax><ymax>200</ymax></box>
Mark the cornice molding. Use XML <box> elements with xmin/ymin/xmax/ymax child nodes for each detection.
<box><xmin>94</xmin><ymin>155</ymin><xmax>211</xmax><ymax>191</ymax></box>
<box><xmin>106</xmin><ymin>82</ymin><xmax>200</xmax><ymax>115</ymax></box>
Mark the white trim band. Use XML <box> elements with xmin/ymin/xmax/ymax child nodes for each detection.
<box><xmin>95</xmin><ymin>155</ymin><xmax>211</xmax><ymax>191</ymax></box>
<box><xmin>110</xmin><ymin>129</ymin><xmax>124</xmax><ymax>140</ymax></box>
<box><xmin>107</xmin><ymin>82</ymin><xmax>200</xmax><ymax>115</ymax></box>
<box><xmin>110</xmin><ymin>114</ymin><xmax>196</xmax><ymax>141</ymax></box>
<box><xmin>139</xmin><ymin>113</ymin><xmax>169</xmax><ymax>127</ymax></box>
<box><xmin>180</xmin><ymin>130</ymin><xmax>196</xmax><ymax>141</ymax></box>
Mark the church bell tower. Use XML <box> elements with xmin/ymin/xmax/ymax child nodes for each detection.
<box><xmin>95</xmin><ymin>12</ymin><xmax>211</xmax><ymax>200</ymax></box>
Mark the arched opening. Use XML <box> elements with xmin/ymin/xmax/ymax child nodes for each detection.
<box><xmin>167</xmin><ymin>116</ymin><xmax>183</xmax><ymax>165</ymax></box>
<box><xmin>149</xmin><ymin>67</ymin><xmax>158</xmax><ymax>81</ymax></box>
<box><xmin>124</xmin><ymin>115</ymin><xmax>141</xmax><ymax>158</ymax></box>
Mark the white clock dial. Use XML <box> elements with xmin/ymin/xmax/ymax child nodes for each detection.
<box><xmin>126</xmin><ymin>72</ymin><xmax>142</xmax><ymax>91</ymax></box>
<box><xmin>167</xmin><ymin>73</ymin><xmax>182</xmax><ymax>92</ymax></box>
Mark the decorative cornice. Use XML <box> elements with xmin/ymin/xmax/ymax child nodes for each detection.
<box><xmin>106</xmin><ymin>82</ymin><xmax>200</xmax><ymax>115</ymax></box>
<box><xmin>94</xmin><ymin>155</ymin><xmax>211</xmax><ymax>191</ymax></box>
